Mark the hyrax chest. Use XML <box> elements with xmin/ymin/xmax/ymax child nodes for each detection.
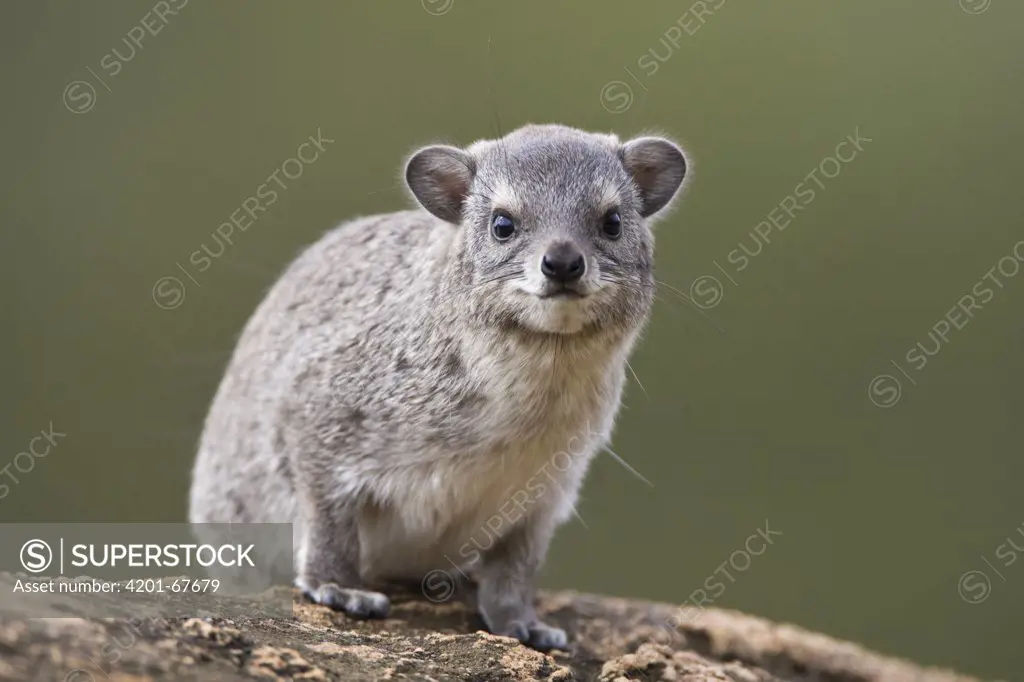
<box><xmin>356</xmin><ymin>338</ymin><xmax>625</xmax><ymax>580</ymax></box>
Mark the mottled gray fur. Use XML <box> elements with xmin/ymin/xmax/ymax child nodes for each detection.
<box><xmin>189</xmin><ymin>124</ymin><xmax>688</xmax><ymax>650</ymax></box>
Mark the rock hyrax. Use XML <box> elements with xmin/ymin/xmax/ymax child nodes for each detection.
<box><xmin>189</xmin><ymin>123</ymin><xmax>688</xmax><ymax>650</ymax></box>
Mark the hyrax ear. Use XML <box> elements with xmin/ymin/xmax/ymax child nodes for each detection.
<box><xmin>405</xmin><ymin>145</ymin><xmax>475</xmax><ymax>224</ymax></box>
<box><xmin>620</xmin><ymin>137</ymin><xmax>687</xmax><ymax>218</ymax></box>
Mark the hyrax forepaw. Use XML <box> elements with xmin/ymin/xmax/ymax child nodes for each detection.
<box><xmin>494</xmin><ymin>620</ymin><xmax>568</xmax><ymax>652</ymax></box>
<box><xmin>528</xmin><ymin>622</ymin><xmax>568</xmax><ymax>651</ymax></box>
<box><xmin>525</xmin><ymin>622</ymin><xmax>568</xmax><ymax>652</ymax></box>
<box><xmin>303</xmin><ymin>582</ymin><xmax>390</xmax><ymax>619</ymax></box>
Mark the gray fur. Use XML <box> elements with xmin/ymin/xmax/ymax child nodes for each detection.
<box><xmin>189</xmin><ymin>124</ymin><xmax>688</xmax><ymax>651</ymax></box>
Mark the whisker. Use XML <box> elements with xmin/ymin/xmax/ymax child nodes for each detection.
<box><xmin>613</xmin><ymin>175</ymin><xmax>636</xmax><ymax>199</ymax></box>
<box><xmin>624</xmin><ymin>359</ymin><xmax>648</xmax><ymax>400</ymax></box>
<box><xmin>602</xmin><ymin>445</ymin><xmax>654</xmax><ymax>488</ymax></box>
<box><xmin>473</xmin><ymin>269</ymin><xmax>525</xmax><ymax>289</ymax></box>
<box><xmin>654</xmin><ymin>278</ymin><xmax>725</xmax><ymax>334</ymax></box>
<box><xmin>486</xmin><ymin>34</ymin><xmax>515</xmax><ymax>190</ymax></box>
<box><xmin>567</xmin><ymin>501</ymin><xmax>589</xmax><ymax>529</ymax></box>
<box><xmin>546</xmin><ymin>475</ymin><xmax>589</xmax><ymax>529</ymax></box>
<box><xmin>471</xmin><ymin>174</ymin><xmax>500</xmax><ymax>199</ymax></box>
<box><xmin>594</xmin><ymin>273</ymin><xmax>725</xmax><ymax>336</ymax></box>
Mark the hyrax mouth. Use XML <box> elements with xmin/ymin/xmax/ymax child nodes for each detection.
<box><xmin>538</xmin><ymin>286</ymin><xmax>586</xmax><ymax>300</ymax></box>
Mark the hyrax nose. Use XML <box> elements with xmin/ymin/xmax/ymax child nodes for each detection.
<box><xmin>541</xmin><ymin>243</ymin><xmax>585</xmax><ymax>283</ymax></box>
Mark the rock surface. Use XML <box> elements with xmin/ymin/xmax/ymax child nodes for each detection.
<box><xmin>0</xmin><ymin>587</ymin><xmax>985</xmax><ymax>681</ymax></box>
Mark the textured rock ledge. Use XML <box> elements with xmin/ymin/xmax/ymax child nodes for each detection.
<box><xmin>0</xmin><ymin>587</ymin><xmax>984</xmax><ymax>681</ymax></box>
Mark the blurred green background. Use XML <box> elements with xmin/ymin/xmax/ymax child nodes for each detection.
<box><xmin>2</xmin><ymin>1</ymin><xmax>1022</xmax><ymax>678</ymax></box>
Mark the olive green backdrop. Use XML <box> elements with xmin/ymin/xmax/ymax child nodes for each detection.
<box><xmin>2</xmin><ymin>1</ymin><xmax>1022</xmax><ymax>678</ymax></box>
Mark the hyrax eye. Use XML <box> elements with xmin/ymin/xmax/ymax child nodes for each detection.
<box><xmin>602</xmin><ymin>211</ymin><xmax>622</xmax><ymax>240</ymax></box>
<box><xmin>491</xmin><ymin>213</ymin><xmax>516</xmax><ymax>241</ymax></box>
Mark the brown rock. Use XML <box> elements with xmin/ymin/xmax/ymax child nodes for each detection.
<box><xmin>0</xmin><ymin>587</ymin><xmax>985</xmax><ymax>681</ymax></box>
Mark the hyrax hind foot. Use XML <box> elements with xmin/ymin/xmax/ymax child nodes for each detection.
<box><xmin>300</xmin><ymin>580</ymin><xmax>390</xmax><ymax>619</ymax></box>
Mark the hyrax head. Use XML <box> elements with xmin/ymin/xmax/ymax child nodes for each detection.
<box><xmin>406</xmin><ymin>124</ymin><xmax>687</xmax><ymax>336</ymax></box>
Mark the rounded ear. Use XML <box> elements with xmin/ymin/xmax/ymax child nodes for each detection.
<box><xmin>405</xmin><ymin>145</ymin><xmax>475</xmax><ymax>223</ymax></box>
<box><xmin>620</xmin><ymin>137</ymin><xmax>687</xmax><ymax>218</ymax></box>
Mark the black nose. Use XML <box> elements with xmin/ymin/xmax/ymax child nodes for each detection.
<box><xmin>541</xmin><ymin>243</ymin><xmax>585</xmax><ymax>283</ymax></box>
